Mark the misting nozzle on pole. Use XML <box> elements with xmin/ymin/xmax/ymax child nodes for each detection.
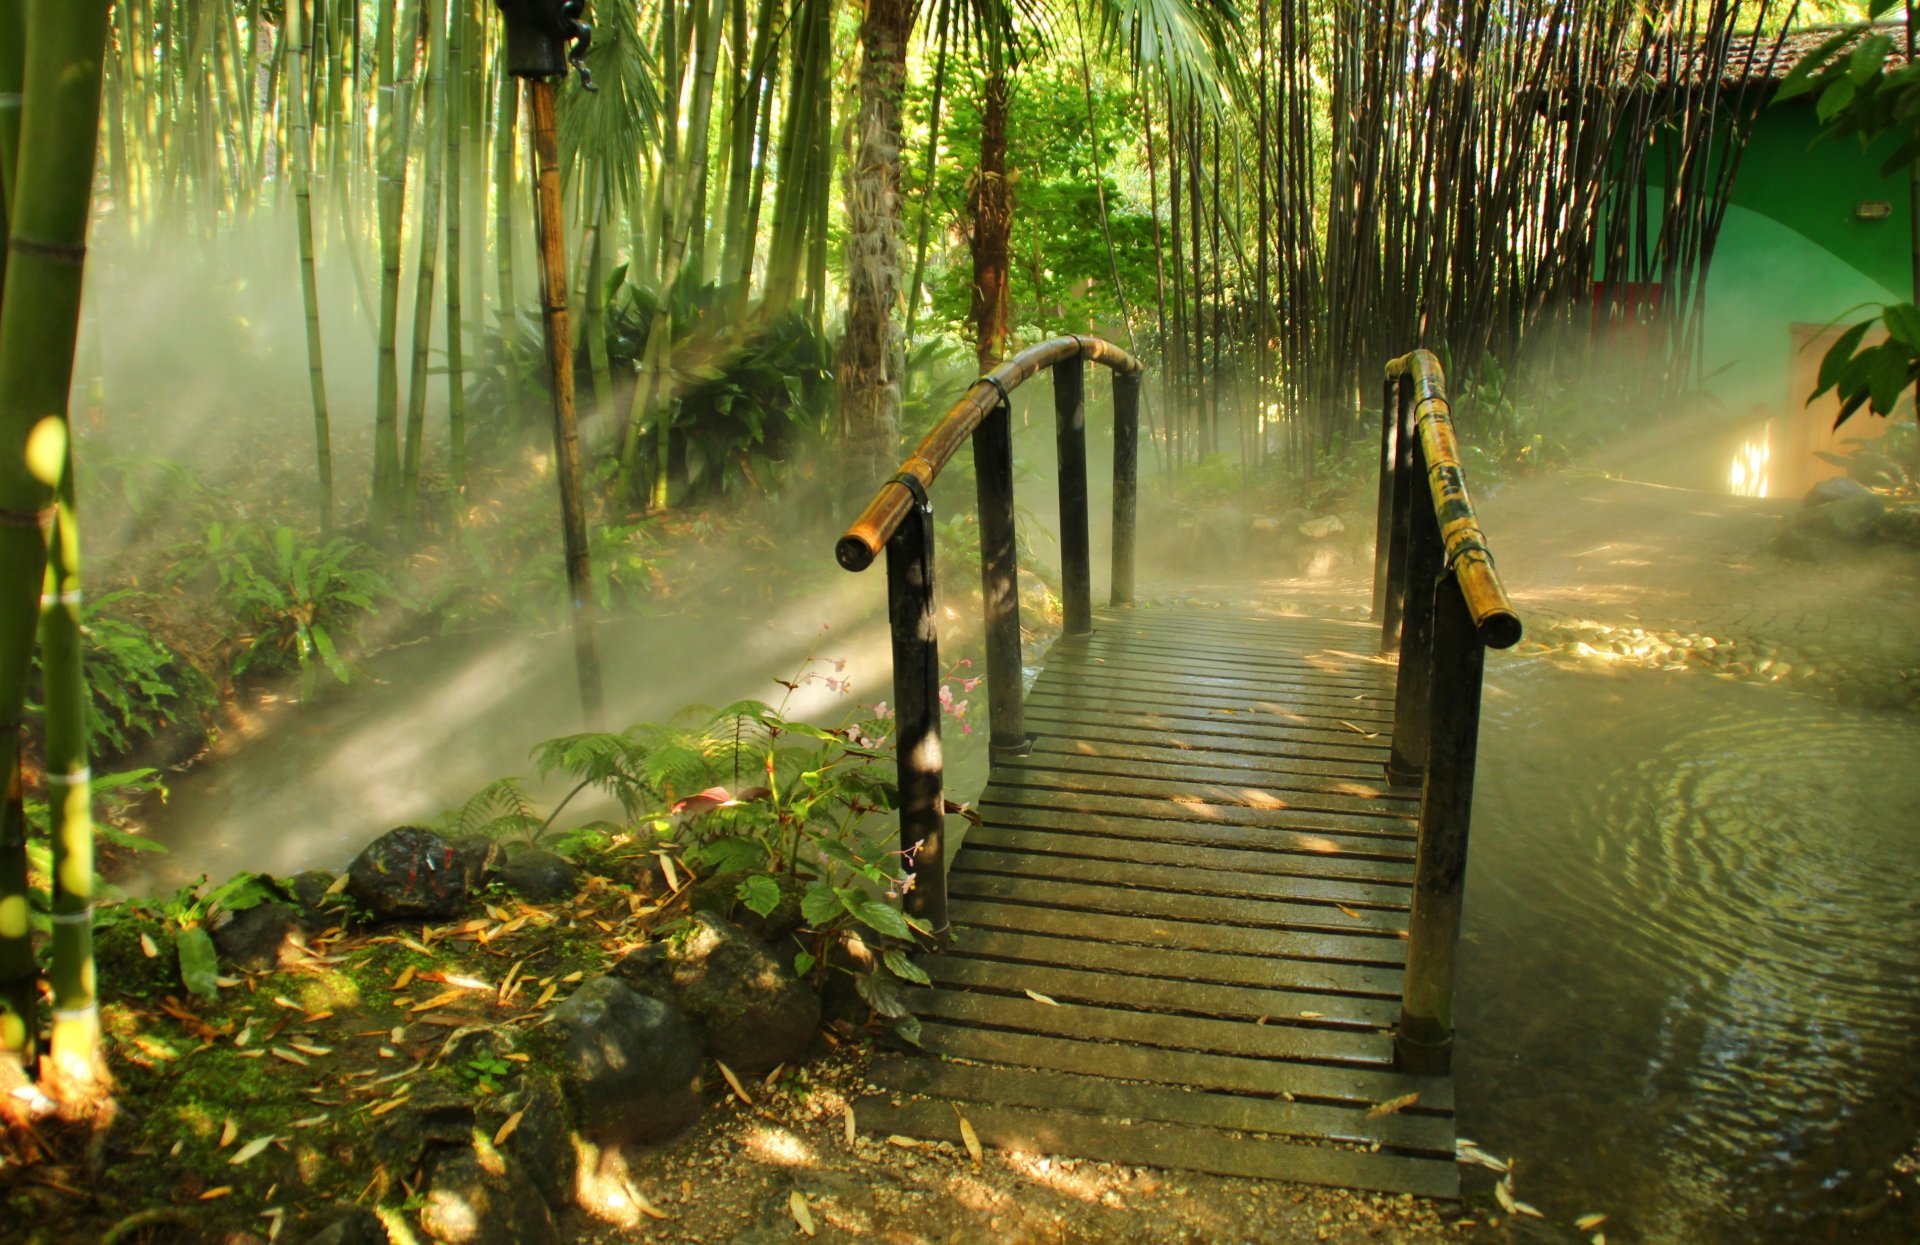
<box><xmin>495</xmin><ymin>0</ymin><xmax>597</xmax><ymax>89</ymax></box>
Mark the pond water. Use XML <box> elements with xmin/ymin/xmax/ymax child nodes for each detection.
<box><xmin>1459</xmin><ymin>654</ymin><xmax>1920</xmax><ymax>1242</ymax></box>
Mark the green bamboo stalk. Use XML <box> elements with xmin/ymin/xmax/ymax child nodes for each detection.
<box><xmin>0</xmin><ymin>0</ymin><xmax>25</xmax><ymax>1070</ymax></box>
<box><xmin>289</xmin><ymin>0</ymin><xmax>334</xmax><ymax>532</ymax></box>
<box><xmin>444</xmin><ymin>0</ymin><xmax>468</xmax><ymax>495</ymax></box>
<box><xmin>372</xmin><ymin>0</ymin><xmax>406</xmax><ymax>523</ymax></box>
<box><xmin>493</xmin><ymin>44</ymin><xmax>520</xmax><ymax>428</ymax></box>
<box><xmin>403</xmin><ymin>0</ymin><xmax>449</xmax><ymax>505</ymax></box>
<box><xmin>0</xmin><ymin>0</ymin><xmax>112</xmax><ymax>1083</ymax></box>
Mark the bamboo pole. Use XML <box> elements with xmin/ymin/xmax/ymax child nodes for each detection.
<box><xmin>288</xmin><ymin>0</ymin><xmax>334</xmax><ymax>532</ymax></box>
<box><xmin>0</xmin><ymin>0</ymin><xmax>112</xmax><ymax>1083</ymax></box>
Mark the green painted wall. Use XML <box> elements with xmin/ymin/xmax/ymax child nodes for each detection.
<box><xmin>1690</xmin><ymin>102</ymin><xmax>1909</xmax><ymax>413</ymax></box>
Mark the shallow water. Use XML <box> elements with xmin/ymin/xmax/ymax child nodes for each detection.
<box><xmin>1458</xmin><ymin>654</ymin><xmax>1920</xmax><ymax>1242</ymax></box>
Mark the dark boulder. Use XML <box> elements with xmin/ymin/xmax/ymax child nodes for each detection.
<box><xmin>496</xmin><ymin>846</ymin><xmax>580</xmax><ymax>901</ymax></box>
<box><xmin>479</xmin><ymin>1070</ymin><xmax>577</xmax><ymax>1215</ymax></box>
<box><xmin>419</xmin><ymin>1146</ymin><xmax>561</xmax><ymax>1245</ymax></box>
<box><xmin>614</xmin><ymin>912</ymin><xmax>819</xmax><ymax>1075</ymax></box>
<box><xmin>298</xmin><ymin>1206</ymin><xmax>387</xmax><ymax>1245</ymax></box>
<box><xmin>210</xmin><ymin>901</ymin><xmax>306</xmax><ymax>972</ymax></box>
<box><xmin>286</xmin><ymin>870</ymin><xmax>351</xmax><ymax>930</ymax></box>
<box><xmin>346</xmin><ymin>826</ymin><xmax>489</xmax><ymax>922</ymax></box>
<box><xmin>547</xmin><ymin>975</ymin><xmax>703</xmax><ymax>1145</ymax></box>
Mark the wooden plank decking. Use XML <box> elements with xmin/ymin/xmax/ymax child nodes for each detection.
<box><xmin>855</xmin><ymin>606</ymin><xmax>1459</xmax><ymax>1198</ymax></box>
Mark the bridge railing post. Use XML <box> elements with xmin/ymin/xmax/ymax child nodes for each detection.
<box><xmin>884</xmin><ymin>495</ymin><xmax>949</xmax><ymax>948</ymax></box>
<box><xmin>1387</xmin><ymin>434</ymin><xmax>1443</xmax><ymax>786</ymax></box>
<box><xmin>1394</xmin><ymin>569</ymin><xmax>1486</xmax><ymax>1075</ymax></box>
<box><xmin>1379</xmin><ymin>374</ymin><xmax>1417</xmax><ymax>655</ymax></box>
<box><xmin>973</xmin><ymin>397</ymin><xmax>1030</xmax><ymax>758</ymax></box>
<box><xmin>1110</xmin><ymin>370</ymin><xmax>1140</xmax><ymax>608</ymax></box>
<box><xmin>1054</xmin><ymin>352</ymin><xmax>1093</xmax><ymax>636</ymax></box>
<box><xmin>1371</xmin><ymin>375</ymin><xmax>1400</xmax><ymax>630</ymax></box>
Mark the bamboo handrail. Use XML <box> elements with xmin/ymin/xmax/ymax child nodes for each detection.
<box><xmin>835</xmin><ymin>334</ymin><xmax>1144</xmax><ymax>572</ymax></box>
<box><xmin>1382</xmin><ymin>350</ymin><xmax>1521</xmax><ymax>650</ymax></box>
<box><xmin>833</xmin><ymin>333</ymin><xmax>1144</xmax><ymax>947</ymax></box>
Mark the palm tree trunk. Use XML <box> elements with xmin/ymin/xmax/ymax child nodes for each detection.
<box><xmin>968</xmin><ymin>63</ymin><xmax>1011</xmax><ymax>372</ymax></box>
<box><xmin>527</xmin><ymin>77</ymin><xmax>603</xmax><ymax>727</ymax></box>
<box><xmin>838</xmin><ymin>0</ymin><xmax>917</xmax><ymax>501</ymax></box>
<box><xmin>0</xmin><ymin>0</ymin><xmax>111</xmax><ymax>1083</ymax></box>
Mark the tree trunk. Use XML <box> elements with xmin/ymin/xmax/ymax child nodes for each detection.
<box><xmin>838</xmin><ymin>0</ymin><xmax>917</xmax><ymax>502</ymax></box>
<box><xmin>969</xmin><ymin>66</ymin><xmax>1011</xmax><ymax>372</ymax></box>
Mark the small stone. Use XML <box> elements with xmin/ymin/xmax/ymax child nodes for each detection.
<box><xmin>480</xmin><ymin>1070</ymin><xmax>576</xmax><ymax>1215</ymax></box>
<box><xmin>495</xmin><ymin>847</ymin><xmax>580</xmax><ymax>902</ymax></box>
<box><xmin>210</xmin><ymin>902</ymin><xmax>306</xmax><ymax>972</ymax></box>
<box><xmin>547</xmin><ymin>975</ymin><xmax>703</xmax><ymax>1145</ymax></box>
<box><xmin>1802</xmin><ymin>476</ymin><xmax>1874</xmax><ymax>508</ymax></box>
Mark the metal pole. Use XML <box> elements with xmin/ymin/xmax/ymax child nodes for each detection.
<box><xmin>1387</xmin><ymin>436</ymin><xmax>1442</xmax><ymax>786</ymax></box>
<box><xmin>1394</xmin><ymin>570</ymin><xmax>1485</xmax><ymax>1076</ymax></box>
<box><xmin>527</xmin><ymin>77</ymin><xmax>603</xmax><ymax>728</ymax></box>
<box><xmin>1054</xmin><ymin>352</ymin><xmax>1092</xmax><ymax>635</ymax></box>
<box><xmin>1110</xmin><ymin>370</ymin><xmax>1140</xmax><ymax>607</ymax></box>
<box><xmin>973</xmin><ymin>399</ymin><xmax>1029</xmax><ymax>757</ymax></box>
<box><xmin>1380</xmin><ymin>375</ymin><xmax>1416</xmax><ymax>655</ymax></box>
<box><xmin>885</xmin><ymin>496</ymin><xmax>949</xmax><ymax>946</ymax></box>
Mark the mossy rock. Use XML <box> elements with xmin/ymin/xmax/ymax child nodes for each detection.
<box><xmin>681</xmin><ymin>869</ymin><xmax>809</xmax><ymax>943</ymax></box>
<box><xmin>95</xmin><ymin>918</ymin><xmax>180</xmax><ymax>1001</ymax></box>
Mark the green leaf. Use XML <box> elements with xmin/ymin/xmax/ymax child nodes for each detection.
<box><xmin>207</xmin><ymin>872</ymin><xmax>284</xmax><ymax>914</ymax></box>
<box><xmin>855</xmin><ymin>968</ymin><xmax>911</xmax><ymax>1019</ymax></box>
<box><xmin>96</xmin><ymin>823</ymin><xmax>167</xmax><ymax>854</ymax></box>
<box><xmin>883</xmin><ymin>947</ymin><xmax>931</xmax><ymax>986</ymax></box>
<box><xmin>1865</xmin><ymin>340</ymin><xmax>1914</xmax><ymax>414</ymax></box>
<box><xmin>177</xmin><ymin>926</ymin><xmax>220</xmax><ymax>999</ymax></box>
<box><xmin>1882</xmin><ymin>303</ymin><xmax>1920</xmax><ymax>351</ymax></box>
<box><xmin>844</xmin><ymin>893</ymin><xmax>913</xmax><ymax>942</ymax></box>
<box><xmin>892</xmin><ymin>1013</ymin><xmax>924</xmax><ymax>1046</ymax></box>
<box><xmin>792</xmin><ymin>949</ymin><xmax>817</xmax><ymax>977</ymax></box>
<box><xmin>737</xmin><ymin>874</ymin><xmax>783</xmax><ymax>918</ymax></box>
<box><xmin>800</xmin><ymin>882</ymin><xmax>843</xmax><ymax>928</ymax></box>
<box><xmin>1813</xmin><ymin>320</ymin><xmax>1875</xmax><ymax>399</ymax></box>
<box><xmin>311</xmin><ymin>624</ymin><xmax>350</xmax><ymax>684</ymax></box>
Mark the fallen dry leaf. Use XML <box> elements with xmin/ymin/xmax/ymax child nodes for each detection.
<box><xmin>391</xmin><ymin>967</ymin><xmax>416</xmax><ymax>990</ymax></box>
<box><xmin>139</xmin><ymin>932</ymin><xmax>160</xmax><ymax>959</ymax></box>
<box><xmin>199</xmin><ymin>1187</ymin><xmax>234</xmax><ymax>1201</ymax></box>
<box><xmin>717</xmin><ymin>1061</ymin><xmax>754</xmax><ymax>1106</ymax></box>
<box><xmin>1495</xmin><ymin>1178</ymin><xmax>1518</xmax><ymax>1215</ymax></box>
<box><xmin>493</xmin><ymin>1109</ymin><xmax>525</xmax><ymax>1147</ymax></box>
<box><xmin>843</xmin><ymin>1105</ymin><xmax>857</xmax><ymax>1148</ymax></box>
<box><xmin>956</xmin><ymin>1111</ymin><xmax>983</xmax><ymax>1165</ymax></box>
<box><xmin>268</xmin><ymin>1048</ymin><xmax>310</xmax><ymax>1068</ymax></box>
<box><xmin>219</xmin><ymin>1118</ymin><xmax>238</xmax><ymax>1148</ymax></box>
<box><xmin>1023</xmin><ymin>989</ymin><xmax>1060</xmax><ymax>1007</ymax></box>
<box><xmin>229</xmin><ymin>1136</ymin><xmax>277</xmax><ymax>1166</ymax></box>
<box><xmin>1364</xmin><ymin>1092</ymin><xmax>1419</xmax><ymax>1120</ymax></box>
<box><xmin>789</xmin><ymin>1191</ymin><xmax>815</xmax><ymax>1237</ymax></box>
<box><xmin>325</xmin><ymin>874</ymin><xmax>350</xmax><ymax>895</ymax></box>
<box><xmin>409</xmin><ymin>989</ymin><xmax>463</xmax><ymax>1014</ymax></box>
<box><xmin>1576</xmin><ymin>1214</ymin><xmax>1608</xmax><ymax>1231</ymax></box>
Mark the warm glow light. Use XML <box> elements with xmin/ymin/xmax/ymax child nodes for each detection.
<box><xmin>1729</xmin><ymin>427</ymin><xmax>1770</xmax><ymax>498</ymax></box>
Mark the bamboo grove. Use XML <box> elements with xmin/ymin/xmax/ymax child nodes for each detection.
<box><xmin>87</xmin><ymin>0</ymin><xmax>1811</xmax><ymax>513</ymax></box>
<box><xmin>0</xmin><ymin>0</ymin><xmax>1829</xmax><ymax>1083</ymax></box>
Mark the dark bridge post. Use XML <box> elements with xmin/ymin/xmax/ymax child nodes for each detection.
<box><xmin>1387</xmin><ymin>434</ymin><xmax>1442</xmax><ymax>786</ymax></box>
<box><xmin>1054</xmin><ymin>352</ymin><xmax>1093</xmax><ymax>636</ymax></box>
<box><xmin>974</xmin><ymin>397</ymin><xmax>1029</xmax><ymax>757</ymax></box>
<box><xmin>885</xmin><ymin>496</ymin><xmax>949</xmax><ymax>947</ymax></box>
<box><xmin>1394</xmin><ymin>570</ymin><xmax>1485</xmax><ymax>1074</ymax></box>
<box><xmin>1111</xmin><ymin>371</ymin><xmax>1141</xmax><ymax>607</ymax></box>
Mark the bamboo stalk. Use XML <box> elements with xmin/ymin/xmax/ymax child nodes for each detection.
<box><xmin>0</xmin><ymin>0</ymin><xmax>112</xmax><ymax>1084</ymax></box>
<box><xmin>289</xmin><ymin>0</ymin><xmax>334</xmax><ymax>532</ymax></box>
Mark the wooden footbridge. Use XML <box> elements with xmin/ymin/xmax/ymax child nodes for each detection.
<box><xmin>832</xmin><ymin>339</ymin><xmax>1521</xmax><ymax>1199</ymax></box>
